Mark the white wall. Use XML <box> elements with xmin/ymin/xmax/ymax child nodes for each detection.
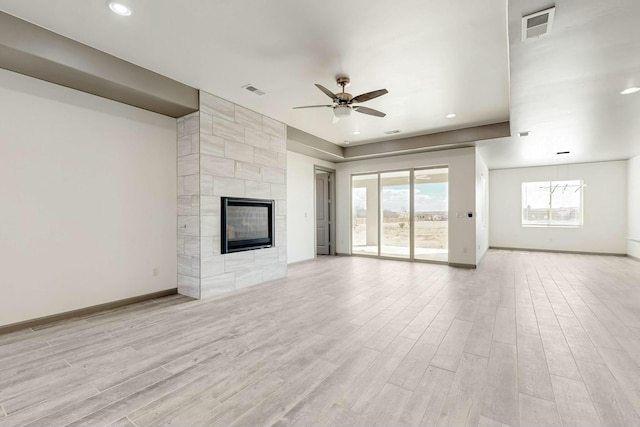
<box><xmin>476</xmin><ymin>149</ymin><xmax>489</xmax><ymax>263</ymax></box>
<box><xmin>335</xmin><ymin>147</ymin><xmax>478</xmax><ymax>266</ymax></box>
<box><xmin>0</xmin><ymin>69</ymin><xmax>177</xmax><ymax>326</ymax></box>
<box><xmin>286</xmin><ymin>151</ymin><xmax>335</xmax><ymax>264</ymax></box>
<box><xmin>628</xmin><ymin>155</ymin><xmax>640</xmax><ymax>259</ymax></box>
<box><xmin>490</xmin><ymin>161</ymin><xmax>627</xmax><ymax>254</ymax></box>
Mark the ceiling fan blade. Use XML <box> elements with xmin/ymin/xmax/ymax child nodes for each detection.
<box><xmin>351</xmin><ymin>88</ymin><xmax>388</xmax><ymax>103</ymax></box>
<box><xmin>315</xmin><ymin>84</ymin><xmax>337</xmax><ymax>100</ymax></box>
<box><xmin>353</xmin><ymin>106</ymin><xmax>386</xmax><ymax>117</ymax></box>
<box><xmin>292</xmin><ymin>105</ymin><xmax>333</xmax><ymax>109</ymax></box>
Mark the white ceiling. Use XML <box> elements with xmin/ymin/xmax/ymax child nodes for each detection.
<box><xmin>0</xmin><ymin>0</ymin><xmax>638</xmax><ymax>169</ymax></box>
<box><xmin>478</xmin><ymin>0</ymin><xmax>640</xmax><ymax>169</ymax></box>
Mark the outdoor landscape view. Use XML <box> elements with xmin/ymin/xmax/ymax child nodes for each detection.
<box><xmin>352</xmin><ymin>171</ymin><xmax>448</xmax><ymax>261</ymax></box>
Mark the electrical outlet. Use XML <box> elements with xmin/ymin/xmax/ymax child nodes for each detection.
<box><xmin>152</xmin><ymin>267</ymin><xmax>159</xmax><ymax>276</ymax></box>
<box><xmin>463</xmin><ymin>248</ymin><xmax>468</xmax><ymax>254</ymax></box>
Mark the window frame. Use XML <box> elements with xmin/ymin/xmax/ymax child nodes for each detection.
<box><xmin>521</xmin><ymin>179</ymin><xmax>584</xmax><ymax>228</ymax></box>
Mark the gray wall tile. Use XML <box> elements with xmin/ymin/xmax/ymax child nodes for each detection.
<box><xmin>254</xmin><ymin>148</ymin><xmax>278</xmax><ymax>167</ymax></box>
<box><xmin>178</xmin><ymin>215</ymin><xmax>199</xmax><ymax>237</ymax></box>
<box><xmin>201</xmin><ymin>196</ymin><xmax>220</xmax><ymax>216</ymax></box>
<box><xmin>200</xmin><ymin>112</ymin><xmax>213</xmax><ymax>135</ymax></box>
<box><xmin>235</xmin><ymin>267</ymin><xmax>263</xmax><ymax>289</ymax></box>
<box><xmin>245</xmin><ymin>128</ymin><xmax>270</xmax><ymax>148</ymax></box>
<box><xmin>201</xmin><ymin>175</ymin><xmax>213</xmax><ymax>196</ymax></box>
<box><xmin>178</xmin><ymin>175</ymin><xmax>200</xmax><ymax>196</ymax></box>
<box><xmin>225</xmin><ymin>251</ymin><xmax>255</xmax><ymax>272</ymax></box>
<box><xmin>271</xmin><ymin>184</ymin><xmax>286</xmax><ymax>200</ymax></box>
<box><xmin>262</xmin><ymin>167</ymin><xmax>285</xmax><ymax>184</ymax></box>
<box><xmin>270</xmin><ymin>136</ymin><xmax>287</xmax><ymax>154</ymax></box>
<box><xmin>201</xmin><ymin>92</ymin><xmax>235</xmax><ymax>122</ymax></box>
<box><xmin>262</xmin><ymin>262</ymin><xmax>287</xmax><ymax>282</ymax></box>
<box><xmin>201</xmin><ymin>273</ymin><xmax>236</xmax><ymax>298</ymax></box>
<box><xmin>201</xmin><ymin>154</ymin><xmax>235</xmax><ymax>177</ymax></box>
<box><xmin>201</xmin><ymin>134</ymin><xmax>225</xmax><ymax>157</ymax></box>
<box><xmin>235</xmin><ymin>105</ymin><xmax>262</xmax><ymax>131</ymax></box>
<box><xmin>263</xmin><ymin>116</ymin><xmax>286</xmax><ymax>139</ymax></box>
<box><xmin>178</xmin><ymin>154</ymin><xmax>199</xmax><ymax>176</ymax></box>
<box><xmin>245</xmin><ymin>181</ymin><xmax>272</xmax><ymax>199</ymax></box>
<box><xmin>212</xmin><ymin>117</ymin><xmax>245</xmax><ymax>143</ymax></box>
<box><xmin>213</xmin><ymin>177</ymin><xmax>245</xmax><ymax>197</ymax></box>
<box><xmin>235</xmin><ymin>162</ymin><xmax>262</xmax><ymax>181</ymax></box>
<box><xmin>201</xmin><ymin>215</ymin><xmax>220</xmax><ymax>237</ymax></box>
<box><xmin>225</xmin><ymin>140</ymin><xmax>254</xmax><ymax>163</ymax></box>
<box><xmin>201</xmin><ymin>256</ymin><xmax>225</xmax><ymax>278</ymax></box>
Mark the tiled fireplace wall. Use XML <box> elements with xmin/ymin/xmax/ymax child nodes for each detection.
<box><xmin>177</xmin><ymin>91</ymin><xmax>287</xmax><ymax>299</ymax></box>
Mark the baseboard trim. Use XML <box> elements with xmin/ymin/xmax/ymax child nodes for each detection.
<box><xmin>448</xmin><ymin>262</ymin><xmax>477</xmax><ymax>269</ymax></box>
<box><xmin>489</xmin><ymin>246</ymin><xmax>627</xmax><ymax>257</ymax></box>
<box><xmin>628</xmin><ymin>254</ymin><xmax>640</xmax><ymax>262</ymax></box>
<box><xmin>0</xmin><ymin>288</ymin><xmax>178</xmax><ymax>335</ymax></box>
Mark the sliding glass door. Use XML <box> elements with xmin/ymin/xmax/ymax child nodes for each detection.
<box><xmin>380</xmin><ymin>171</ymin><xmax>411</xmax><ymax>258</ymax></box>
<box><xmin>351</xmin><ymin>174</ymin><xmax>379</xmax><ymax>256</ymax></box>
<box><xmin>351</xmin><ymin>167</ymin><xmax>448</xmax><ymax>263</ymax></box>
<box><xmin>414</xmin><ymin>168</ymin><xmax>449</xmax><ymax>262</ymax></box>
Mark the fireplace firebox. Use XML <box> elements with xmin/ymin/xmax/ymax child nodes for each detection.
<box><xmin>221</xmin><ymin>197</ymin><xmax>274</xmax><ymax>254</ymax></box>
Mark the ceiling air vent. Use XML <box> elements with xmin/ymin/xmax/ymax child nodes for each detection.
<box><xmin>384</xmin><ymin>129</ymin><xmax>401</xmax><ymax>135</ymax></box>
<box><xmin>522</xmin><ymin>7</ymin><xmax>555</xmax><ymax>41</ymax></box>
<box><xmin>241</xmin><ymin>84</ymin><xmax>266</xmax><ymax>96</ymax></box>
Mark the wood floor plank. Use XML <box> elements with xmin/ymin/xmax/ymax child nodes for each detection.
<box><xmin>482</xmin><ymin>342</ymin><xmax>519</xmax><ymax>427</ymax></box>
<box><xmin>517</xmin><ymin>333</ymin><xmax>554</xmax><ymax>401</ymax></box>
<box><xmin>518</xmin><ymin>393</ymin><xmax>560</xmax><ymax>427</ymax></box>
<box><xmin>274</xmin><ymin>347</ymin><xmax>380</xmax><ymax>427</ymax></box>
<box><xmin>575</xmin><ymin>358</ymin><xmax>640</xmax><ymax>426</ymax></box>
<box><xmin>493</xmin><ymin>307</ymin><xmax>516</xmax><ymax>345</ymax></box>
<box><xmin>430</xmin><ymin>319</ymin><xmax>473</xmax><ymax>372</ymax></box>
<box><xmin>464</xmin><ymin>312</ymin><xmax>495</xmax><ymax>358</ymax></box>
<box><xmin>361</xmin><ymin>383</ymin><xmax>412</xmax><ymax>427</ymax></box>
<box><xmin>556</xmin><ymin>314</ymin><xmax>604</xmax><ymax>364</ymax></box>
<box><xmin>597</xmin><ymin>348</ymin><xmax>640</xmax><ymax>418</ymax></box>
<box><xmin>550</xmin><ymin>374</ymin><xmax>601</xmax><ymax>427</ymax></box>
<box><xmin>228</xmin><ymin>359</ymin><xmax>336</xmax><ymax>427</ymax></box>
<box><xmin>0</xmin><ymin>252</ymin><xmax>638</xmax><ymax>427</ymax></box>
<box><xmin>437</xmin><ymin>352</ymin><xmax>488</xmax><ymax>427</ymax></box>
<box><xmin>537</xmin><ymin>322</ymin><xmax>582</xmax><ymax>380</ymax></box>
<box><xmin>399</xmin><ymin>366</ymin><xmax>454</xmax><ymax>426</ymax></box>
<box><xmin>388</xmin><ymin>326</ymin><xmax>447</xmax><ymax>390</ymax></box>
<box><xmin>338</xmin><ymin>336</ymin><xmax>415</xmax><ymax>414</ymax></box>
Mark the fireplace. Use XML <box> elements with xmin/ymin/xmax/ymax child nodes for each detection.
<box><xmin>221</xmin><ymin>197</ymin><xmax>274</xmax><ymax>254</ymax></box>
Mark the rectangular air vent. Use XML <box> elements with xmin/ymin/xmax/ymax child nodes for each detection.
<box><xmin>384</xmin><ymin>129</ymin><xmax>401</xmax><ymax>135</ymax></box>
<box><xmin>241</xmin><ymin>84</ymin><xmax>266</xmax><ymax>96</ymax></box>
<box><xmin>522</xmin><ymin>7</ymin><xmax>555</xmax><ymax>41</ymax></box>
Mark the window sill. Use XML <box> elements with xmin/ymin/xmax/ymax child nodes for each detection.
<box><xmin>522</xmin><ymin>224</ymin><xmax>583</xmax><ymax>229</ymax></box>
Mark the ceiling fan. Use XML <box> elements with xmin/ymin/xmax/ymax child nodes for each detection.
<box><xmin>293</xmin><ymin>77</ymin><xmax>388</xmax><ymax>123</ymax></box>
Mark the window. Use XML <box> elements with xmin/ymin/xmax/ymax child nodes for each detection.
<box><xmin>522</xmin><ymin>180</ymin><xmax>583</xmax><ymax>227</ymax></box>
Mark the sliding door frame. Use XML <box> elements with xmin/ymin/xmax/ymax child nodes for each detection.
<box><xmin>350</xmin><ymin>165</ymin><xmax>449</xmax><ymax>264</ymax></box>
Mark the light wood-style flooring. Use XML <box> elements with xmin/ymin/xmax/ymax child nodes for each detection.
<box><xmin>1</xmin><ymin>251</ymin><xmax>640</xmax><ymax>426</ymax></box>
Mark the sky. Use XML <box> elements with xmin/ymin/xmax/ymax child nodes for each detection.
<box><xmin>353</xmin><ymin>182</ymin><xmax>448</xmax><ymax>213</ymax></box>
<box><xmin>522</xmin><ymin>180</ymin><xmax>581</xmax><ymax>209</ymax></box>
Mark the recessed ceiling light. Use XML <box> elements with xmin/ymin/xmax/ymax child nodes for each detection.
<box><xmin>517</xmin><ymin>131</ymin><xmax>531</xmax><ymax>137</ymax></box>
<box><xmin>352</xmin><ymin>131</ymin><xmax>361</xmax><ymax>135</ymax></box>
<box><xmin>107</xmin><ymin>1</ymin><xmax>132</xmax><ymax>16</ymax></box>
<box><xmin>445</xmin><ymin>113</ymin><xmax>456</xmax><ymax>119</ymax></box>
<box><xmin>620</xmin><ymin>87</ymin><xmax>640</xmax><ymax>95</ymax></box>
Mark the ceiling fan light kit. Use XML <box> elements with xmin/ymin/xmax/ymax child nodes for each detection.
<box><xmin>334</xmin><ymin>105</ymin><xmax>351</xmax><ymax>118</ymax></box>
<box><xmin>293</xmin><ymin>76</ymin><xmax>388</xmax><ymax>123</ymax></box>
